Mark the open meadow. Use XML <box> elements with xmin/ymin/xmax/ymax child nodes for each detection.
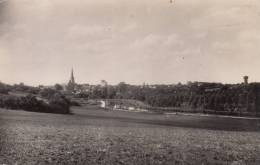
<box><xmin>1</xmin><ymin>106</ymin><xmax>260</xmax><ymax>165</ymax></box>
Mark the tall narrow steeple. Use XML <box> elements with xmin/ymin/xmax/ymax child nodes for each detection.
<box><xmin>67</xmin><ymin>68</ymin><xmax>76</xmax><ymax>92</ymax></box>
<box><xmin>70</xmin><ymin>68</ymin><xmax>75</xmax><ymax>84</ymax></box>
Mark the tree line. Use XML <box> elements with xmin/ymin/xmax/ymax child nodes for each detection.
<box><xmin>76</xmin><ymin>82</ymin><xmax>260</xmax><ymax>113</ymax></box>
<box><xmin>1</xmin><ymin>81</ymin><xmax>260</xmax><ymax>114</ymax></box>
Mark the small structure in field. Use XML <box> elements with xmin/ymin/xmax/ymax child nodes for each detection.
<box><xmin>243</xmin><ymin>76</ymin><xmax>249</xmax><ymax>85</ymax></box>
<box><xmin>100</xmin><ymin>100</ymin><xmax>106</xmax><ymax>108</ymax></box>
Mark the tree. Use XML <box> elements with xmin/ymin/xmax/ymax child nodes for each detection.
<box><xmin>54</xmin><ymin>84</ymin><xmax>63</xmax><ymax>91</ymax></box>
<box><xmin>40</xmin><ymin>88</ymin><xmax>57</xmax><ymax>99</ymax></box>
<box><xmin>49</xmin><ymin>93</ymin><xmax>70</xmax><ymax>114</ymax></box>
<box><xmin>0</xmin><ymin>82</ymin><xmax>10</xmax><ymax>94</ymax></box>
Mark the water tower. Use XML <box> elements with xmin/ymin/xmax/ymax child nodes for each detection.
<box><xmin>243</xmin><ymin>76</ymin><xmax>249</xmax><ymax>85</ymax></box>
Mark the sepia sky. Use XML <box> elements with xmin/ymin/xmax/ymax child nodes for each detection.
<box><xmin>0</xmin><ymin>0</ymin><xmax>260</xmax><ymax>86</ymax></box>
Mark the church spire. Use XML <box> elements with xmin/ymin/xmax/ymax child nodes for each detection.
<box><xmin>67</xmin><ymin>68</ymin><xmax>76</xmax><ymax>92</ymax></box>
<box><xmin>70</xmin><ymin>68</ymin><xmax>75</xmax><ymax>84</ymax></box>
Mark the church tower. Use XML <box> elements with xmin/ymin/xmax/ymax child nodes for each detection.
<box><xmin>70</xmin><ymin>69</ymin><xmax>75</xmax><ymax>85</ymax></box>
<box><xmin>67</xmin><ymin>68</ymin><xmax>76</xmax><ymax>92</ymax></box>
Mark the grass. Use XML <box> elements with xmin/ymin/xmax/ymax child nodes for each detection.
<box><xmin>1</xmin><ymin>106</ymin><xmax>260</xmax><ymax>164</ymax></box>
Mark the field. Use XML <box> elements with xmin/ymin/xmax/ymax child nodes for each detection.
<box><xmin>1</xmin><ymin>106</ymin><xmax>260</xmax><ymax>165</ymax></box>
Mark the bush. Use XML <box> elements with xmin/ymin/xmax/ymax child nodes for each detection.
<box><xmin>48</xmin><ymin>94</ymin><xmax>71</xmax><ymax>114</ymax></box>
<box><xmin>0</xmin><ymin>94</ymin><xmax>71</xmax><ymax>114</ymax></box>
<box><xmin>0</xmin><ymin>83</ymin><xmax>10</xmax><ymax>94</ymax></box>
<box><xmin>0</xmin><ymin>94</ymin><xmax>20</xmax><ymax>109</ymax></box>
<box><xmin>70</xmin><ymin>100</ymin><xmax>81</xmax><ymax>106</ymax></box>
<box><xmin>20</xmin><ymin>95</ymin><xmax>49</xmax><ymax>112</ymax></box>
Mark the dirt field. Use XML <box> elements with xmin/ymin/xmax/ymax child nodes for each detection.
<box><xmin>1</xmin><ymin>106</ymin><xmax>260</xmax><ymax>165</ymax></box>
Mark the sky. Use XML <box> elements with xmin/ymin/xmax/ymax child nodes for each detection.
<box><xmin>0</xmin><ymin>0</ymin><xmax>260</xmax><ymax>86</ymax></box>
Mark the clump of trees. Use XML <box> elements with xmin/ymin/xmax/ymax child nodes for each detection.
<box><xmin>48</xmin><ymin>93</ymin><xmax>71</xmax><ymax>114</ymax></box>
<box><xmin>13</xmin><ymin>83</ymin><xmax>40</xmax><ymax>94</ymax></box>
<box><xmin>0</xmin><ymin>94</ymin><xmax>71</xmax><ymax>114</ymax></box>
<box><xmin>0</xmin><ymin>82</ymin><xmax>11</xmax><ymax>94</ymax></box>
<box><xmin>0</xmin><ymin>82</ymin><xmax>71</xmax><ymax>114</ymax></box>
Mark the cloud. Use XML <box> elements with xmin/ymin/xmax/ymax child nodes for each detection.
<box><xmin>67</xmin><ymin>24</ymin><xmax>112</xmax><ymax>40</ymax></box>
<box><xmin>0</xmin><ymin>46</ymin><xmax>9</xmax><ymax>64</ymax></box>
<box><xmin>121</xmin><ymin>22</ymin><xmax>138</xmax><ymax>32</ymax></box>
<box><xmin>130</xmin><ymin>33</ymin><xmax>183</xmax><ymax>50</ymax></box>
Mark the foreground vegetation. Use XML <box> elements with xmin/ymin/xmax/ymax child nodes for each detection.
<box><xmin>1</xmin><ymin>106</ymin><xmax>260</xmax><ymax>165</ymax></box>
<box><xmin>0</xmin><ymin>82</ymin><xmax>71</xmax><ymax>114</ymax></box>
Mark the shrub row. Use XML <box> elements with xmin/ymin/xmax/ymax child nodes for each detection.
<box><xmin>0</xmin><ymin>94</ymin><xmax>70</xmax><ymax>114</ymax></box>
